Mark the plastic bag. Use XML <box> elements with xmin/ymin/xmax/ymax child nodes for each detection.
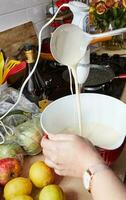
<box><xmin>0</xmin><ymin>87</ymin><xmax>40</xmax><ymax>144</ymax></box>
<box><xmin>0</xmin><ymin>143</ymin><xmax>24</xmax><ymax>165</ymax></box>
<box><xmin>15</xmin><ymin>114</ymin><xmax>43</xmax><ymax>155</ymax></box>
<box><xmin>2</xmin><ymin>110</ymin><xmax>32</xmax><ymax>128</ymax></box>
<box><xmin>0</xmin><ymin>87</ymin><xmax>39</xmax><ymax>116</ymax></box>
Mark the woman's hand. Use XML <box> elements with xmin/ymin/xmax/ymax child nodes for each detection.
<box><xmin>41</xmin><ymin>134</ymin><xmax>104</xmax><ymax>177</ymax></box>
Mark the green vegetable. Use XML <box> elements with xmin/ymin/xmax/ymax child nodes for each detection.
<box><xmin>0</xmin><ymin>143</ymin><xmax>24</xmax><ymax>164</ymax></box>
<box><xmin>15</xmin><ymin>115</ymin><xmax>43</xmax><ymax>155</ymax></box>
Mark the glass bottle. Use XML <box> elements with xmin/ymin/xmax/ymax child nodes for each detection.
<box><xmin>23</xmin><ymin>44</ymin><xmax>46</xmax><ymax>105</ymax></box>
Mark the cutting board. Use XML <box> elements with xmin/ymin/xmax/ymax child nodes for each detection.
<box><xmin>0</xmin><ymin>21</ymin><xmax>38</xmax><ymax>58</ymax></box>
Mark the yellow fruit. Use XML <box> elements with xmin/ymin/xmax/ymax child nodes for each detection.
<box><xmin>9</xmin><ymin>195</ymin><xmax>33</xmax><ymax>200</ymax></box>
<box><xmin>39</xmin><ymin>184</ymin><xmax>65</xmax><ymax>200</ymax></box>
<box><xmin>29</xmin><ymin>161</ymin><xmax>54</xmax><ymax>188</ymax></box>
<box><xmin>4</xmin><ymin>177</ymin><xmax>32</xmax><ymax>200</ymax></box>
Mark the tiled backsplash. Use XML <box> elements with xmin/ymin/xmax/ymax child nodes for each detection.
<box><xmin>0</xmin><ymin>0</ymin><xmax>51</xmax><ymax>38</ymax></box>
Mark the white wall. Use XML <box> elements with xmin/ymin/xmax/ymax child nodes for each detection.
<box><xmin>0</xmin><ymin>0</ymin><xmax>51</xmax><ymax>38</ymax></box>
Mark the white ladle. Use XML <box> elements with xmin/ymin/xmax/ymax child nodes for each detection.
<box><xmin>50</xmin><ymin>24</ymin><xmax>126</xmax><ymax>68</ymax></box>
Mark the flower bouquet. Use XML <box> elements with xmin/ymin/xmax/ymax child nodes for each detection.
<box><xmin>90</xmin><ymin>0</ymin><xmax>126</xmax><ymax>49</ymax></box>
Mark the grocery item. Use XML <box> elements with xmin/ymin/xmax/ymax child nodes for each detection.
<box><xmin>39</xmin><ymin>184</ymin><xmax>65</xmax><ymax>200</ymax></box>
<box><xmin>4</xmin><ymin>177</ymin><xmax>32</xmax><ymax>199</ymax></box>
<box><xmin>15</xmin><ymin>115</ymin><xmax>43</xmax><ymax>155</ymax></box>
<box><xmin>23</xmin><ymin>44</ymin><xmax>46</xmax><ymax>105</ymax></box>
<box><xmin>0</xmin><ymin>158</ymin><xmax>22</xmax><ymax>186</ymax></box>
<box><xmin>10</xmin><ymin>195</ymin><xmax>33</xmax><ymax>200</ymax></box>
<box><xmin>0</xmin><ymin>143</ymin><xmax>24</xmax><ymax>163</ymax></box>
<box><xmin>29</xmin><ymin>161</ymin><xmax>54</xmax><ymax>188</ymax></box>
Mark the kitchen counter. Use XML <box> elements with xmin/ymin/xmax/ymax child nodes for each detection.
<box><xmin>22</xmin><ymin>145</ymin><xmax>126</xmax><ymax>200</ymax></box>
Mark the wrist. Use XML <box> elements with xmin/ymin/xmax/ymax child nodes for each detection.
<box><xmin>81</xmin><ymin>151</ymin><xmax>104</xmax><ymax>173</ymax></box>
<box><xmin>82</xmin><ymin>163</ymin><xmax>109</xmax><ymax>193</ymax></box>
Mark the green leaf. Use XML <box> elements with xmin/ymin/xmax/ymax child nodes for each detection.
<box><xmin>112</xmin><ymin>7</ymin><xmax>118</xmax><ymax>18</ymax></box>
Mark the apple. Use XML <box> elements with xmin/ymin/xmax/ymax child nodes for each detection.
<box><xmin>0</xmin><ymin>158</ymin><xmax>22</xmax><ymax>186</ymax></box>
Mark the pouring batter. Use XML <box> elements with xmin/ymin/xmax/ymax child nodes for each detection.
<box><xmin>50</xmin><ymin>24</ymin><xmax>126</xmax><ymax>145</ymax></box>
<box><xmin>50</xmin><ymin>24</ymin><xmax>91</xmax><ymax>136</ymax></box>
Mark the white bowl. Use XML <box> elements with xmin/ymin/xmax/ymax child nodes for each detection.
<box><xmin>41</xmin><ymin>93</ymin><xmax>126</xmax><ymax>150</ymax></box>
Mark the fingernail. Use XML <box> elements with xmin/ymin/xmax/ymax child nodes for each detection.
<box><xmin>43</xmin><ymin>133</ymin><xmax>48</xmax><ymax>139</ymax></box>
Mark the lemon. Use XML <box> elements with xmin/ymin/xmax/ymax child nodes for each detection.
<box><xmin>39</xmin><ymin>184</ymin><xmax>65</xmax><ymax>200</ymax></box>
<box><xmin>29</xmin><ymin>161</ymin><xmax>54</xmax><ymax>188</ymax></box>
<box><xmin>9</xmin><ymin>195</ymin><xmax>33</xmax><ymax>200</ymax></box>
<box><xmin>4</xmin><ymin>177</ymin><xmax>32</xmax><ymax>200</ymax></box>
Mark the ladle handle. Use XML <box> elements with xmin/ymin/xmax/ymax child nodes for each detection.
<box><xmin>91</xmin><ymin>36</ymin><xmax>112</xmax><ymax>44</ymax></box>
<box><xmin>91</xmin><ymin>27</ymin><xmax>126</xmax><ymax>41</ymax></box>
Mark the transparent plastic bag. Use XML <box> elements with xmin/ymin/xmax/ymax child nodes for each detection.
<box><xmin>2</xmin><ymin>111</ymin><xmax>32</xmax><ymax>128</ymax></box>
<box><xmin>0</xmin><ymin>87</ymin><xmax>40</xmax><ymax>144</ymax></box>
<box><xmin>15</xmin><ymin>114</ymin><xmax>43</xmax><ymax>155</ymax></box>
<box><xmin>0</xmin><ymin>143</ymin><xmax>24</xmax><ymax>165</ymax></box>
<box><xmin>0</xmin><ymin>87</ymin><xmax>39</xmax><ymax>116</ymax></box>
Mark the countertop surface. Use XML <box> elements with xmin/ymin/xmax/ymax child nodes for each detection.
<box><xmin>22</xmin><ymin>145</ymin><xmax>126</xmax><ymax>200</ymax></box>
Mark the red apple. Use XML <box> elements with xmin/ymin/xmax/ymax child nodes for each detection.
<box><xmin>0</xmin><ymin>158</ymin><xmax>22</xmax><ymax>186</ymax></box>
